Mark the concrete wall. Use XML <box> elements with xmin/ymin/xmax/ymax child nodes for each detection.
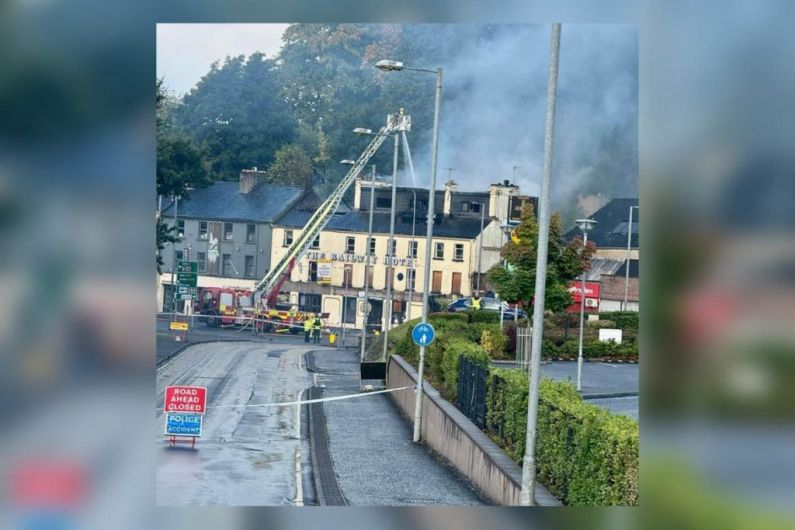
<box><xmin>386</xmin><ymin>355</ymin><xmax>561</xmax><ymax>506</ymax></box>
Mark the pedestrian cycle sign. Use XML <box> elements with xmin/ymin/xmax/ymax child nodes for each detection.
<box><xmin>165</xmin><ymin>413</ymin><xmax>203</xmax><ymax>437</ymax></box>
<box><xmin>411</xmin><ymin>322</ymin><xmax>436</xmax><ymax>347</ymax></box>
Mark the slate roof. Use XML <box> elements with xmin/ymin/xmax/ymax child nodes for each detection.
<box><xmin>162</xmin><ymin>181</ymin><xmax>307</xmax><ymax>223</ymax></box>
<box><xmin>566</xmin><ymin>198</ymin><xmax>639</xmax><ymax>249</ymax></box>
<box><xmin>276</xmin><ymin>208</ymin><xmax>489</xmax><ymax>239</ymax></box>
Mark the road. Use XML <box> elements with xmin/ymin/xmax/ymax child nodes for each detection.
<box><xmin>494</xmin><ymin>360</ymin><xmax>639</xmax><ymax>419</ymax></box>
<box><xmin>156</xmin><ymin>340</ymin><xmax>314</xmax><ymax>505</ymax></box>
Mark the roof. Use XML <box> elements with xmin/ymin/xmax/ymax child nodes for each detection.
<box><xmin>583</xmin><ymin>258</ymin><xmax>624</xmax><ymax>281</ymax></box>
<box><xmin>566</xmin><ymin>198</ymin><xmax>639</xmax><ymax>249</ymax></box>
<box><xmin>614</xmin><ymin>259</ymin><xmax>639</xmax><ymax>278</ymax></box>
<box><xmin>276</xmin><ymin>208</ymin><xmax>489</xmax><ymax>239</ymax></box>
<box><xmin>162</xmin><ymin>181</ymin><xmax>307</xmax><ymax>223</ymax></box>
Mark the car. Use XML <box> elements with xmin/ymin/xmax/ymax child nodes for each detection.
<box><xmin>446</xmin><ymin>297</ymin><xmax>528</xmax><ymax>320</ymax></box>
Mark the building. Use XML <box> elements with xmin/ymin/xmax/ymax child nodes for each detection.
<box><xmin>567</xmin><ymin>198</ymin><xmax>639</xmax><ymax>312</ymax></box>
<box><xmin>158</xmin><ymin>169</ymin><xmax>319</xmax><ymax>311</ymax></box>
<box><xmin>270</xmin><ymin>178</ymin><xmax>532</xmax><ymax>331</ymax></box>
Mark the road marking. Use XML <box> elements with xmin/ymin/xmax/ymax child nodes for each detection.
<box><xmin>598</xmin><ymin>362</ymin><xmax>619</xmax><ymax>368</ymax></box>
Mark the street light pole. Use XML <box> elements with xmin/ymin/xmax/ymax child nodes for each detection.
<box><xmin>383</xmin><ymin>133</ymin><xmax>400</xmax><ymax>361</ymax></box>
<box><xmin>413</xmin><ymin>67</ymin><xmax>442</xmax><ymax>443</ymax></box>
<box><xmin>406</xmin><ymin>189</ymin><xmax>417</xmax><ymax>322</ymax></box>
<box><xmin>476</xmin><ymin>202</ymin><xmax>485</xmax><ymax>292</ymax></box>
<box><xmin>623</xmin><ymin>205</ymin><xmax>638</xmax><ymax>311</ymax></box>
<box><xmin>520</xmin><ymin>22</ymin><xmax>561</xmax><ymax>506</ymax></box>
<box><xmin>360</xmin><ymin>165</ymin><xmax>376</xmax><ymax>362</ymax></box>
<box><xmin>574</xmin><ymin>220</ymin><xmax>597</xmax><ymax>391</ymax></box>
<box><xmin>170</xmin><ymin>194</ymin><xmax>179</xmax><ymax>319</ymax></box>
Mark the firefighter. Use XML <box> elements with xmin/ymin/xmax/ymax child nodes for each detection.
<box><xmin>472</xmin><ymin>291</ymin><xmax>482</xmax><ymax>311</ymax></box>
<box><xmin>303</xmin><ymin>316</ymin><xmax>313</xmax><ymax>343</ymax></box>
<box><xmin>312</xmin><ymin>313</ymin><xmax>323</xmax><ymax>344</ymax></box>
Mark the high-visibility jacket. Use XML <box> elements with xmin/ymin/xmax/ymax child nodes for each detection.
<box><xmin>304</xmin><ymin>319</ymin><xmax>313</xmax><ymax>332</ymax></box>
<box><xmin>472</xmin><ymin>297</ymin><xmax>482</xmax><ymax>310</ymax></box>
<box><xmin>312</xmin><ymin>318</ymin><xmax>322</xmax><ymax>329</ymax></box>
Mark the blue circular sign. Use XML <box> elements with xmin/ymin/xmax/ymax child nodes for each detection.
<box><xmin>411</xmin><ymin>322</ymin><xmax>436</xmax><ymax>347</ymax></box>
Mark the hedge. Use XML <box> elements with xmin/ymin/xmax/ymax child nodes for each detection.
<box><xmin>598</xmin><ymin>311</ymin><xmax>639</xmax><ymax>330</ymax></box>
<box><xmin>480</xmin><ymin>327</ymin><xmax>508</xmax><ymax>359</ymax></box>
<box><xmin>441</xmin><ymin>338</ymin><xmax>490</xmax><ymax>398</ymax></box>
<box><xmin>544</xmin><ymin>338</ymin><xmax>638</xmax><ymax>360</ymax></box>
<box><xmin>486</xmin><ymin>371</ymin><xmax>639</xmax><ymax>505</ymax></box>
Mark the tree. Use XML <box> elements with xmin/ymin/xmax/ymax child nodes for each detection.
<box><xmin>266</xmin><ymin>144</ymin><xmax>314</xmax><ymax>188</ymax></box>
<box><xmin>487</xmin><ymin>203</ymin><xmax>595</xmax><ymax>314</ymax></box>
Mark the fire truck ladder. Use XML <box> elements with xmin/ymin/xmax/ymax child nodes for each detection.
<box><xmin>256</xmin><ymin>111</ymin><xmax>411</xmax><ymax>304</ymax></box>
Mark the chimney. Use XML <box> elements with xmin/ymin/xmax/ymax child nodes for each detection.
<box><xmin>443</xmin><ymin>179</ymin><xmax>458</xmax><ymax>216</ymax></box>
<box><xmin>239</xmin><ymin>167</ymin><xmax>267</xmax><ymax>194</ymax></box>
<box><xmin>489</xmin><ymin>180</ymin><xmax>519</xmax><ymax>223</ymax></box>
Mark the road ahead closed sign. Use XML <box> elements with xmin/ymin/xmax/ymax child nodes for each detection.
<box><xmin>164</xmin><ymin>386</ymin><xmax>207</xmax><ymax>414</ymax></box>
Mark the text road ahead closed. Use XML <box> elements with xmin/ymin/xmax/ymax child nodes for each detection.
<box><xmin>164</xmin><ymin>386</ymin><xmax>207</xmax><ymax>414</ymax></box>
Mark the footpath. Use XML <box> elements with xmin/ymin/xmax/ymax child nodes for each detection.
<box><xmin>306</xmin><ymin>348</ymin><xmax>485</xmax><ymax>506</ymax></box>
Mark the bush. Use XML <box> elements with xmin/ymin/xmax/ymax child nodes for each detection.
<box><xmin>487</xmin><ymin>373</ymin><xmax>639</xmax><ymax>505</ymax></box>
<box><xmin>586</xmin><ymin>319</ymin><xmax>617</xmax><ymax>329</ymax></box>
<box><xmin>505</xmin><ymin>322</ymin><xmax>518</xmax><ymax>355</ymax></box>
<box><xmin>468</xmin><ymin>310</ymin><xmax>501</xmax><ymax>324</ymax></box>
<box><xmin>480</xmin><ymin>327</ymin><xmax>508</xmax><ymax>359</ymax></box>
<box><xmin>598</xmin><ymin>311</ymin><xmax>638</xmax><ymax>330</ymax></box>
<box><xmin>441</xmin><ymin>338</ymin><xmax>489</xmax><ymax>399</ymax></box>
<box><xmin>428</xmin><ymin>312</ymin><xmax>469</xmax><ymax>322</ymax></box>
<box><xmin>393</xmin><ymin>333</ymin><xmax>418</xmax><ymax>364</ymax></box>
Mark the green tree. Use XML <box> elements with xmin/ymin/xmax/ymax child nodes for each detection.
<box><xmin>487</xmin><ymin>203</ymin><xmax>595</xmax><ymax>314</ymax></box>
<box><xmin>265</xmin><ymin>144</ymin><xmax>314</xmax><ymax>187</ymax></box>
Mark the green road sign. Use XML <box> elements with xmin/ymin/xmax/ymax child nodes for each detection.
<box><xmin>177</xmin><ymin>261</ymin><xmax>198</xmax><ymax>274</ymax></box>
<box><xmin>177</xmin><ymin>272</ymin><xmax>197</xmax><ymax>287</ymax></box>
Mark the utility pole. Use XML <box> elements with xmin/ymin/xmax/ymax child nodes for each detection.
<box><xmin>624</xmin><ymin>205</ymin><xmax>638</xmax><ymax>311</ymax></box>
<box><xmin>520</xmin><ymin>23</ymin><xmax>561</xmax><ymax>506</ymax></box>
<box><xmin>444</xmin><ymin>167</ymin><xmax>456</xmax><ymax>181</ymax></box>
<box><xmin>170</xmin><ymin>194</ymin><xmax>179</xmax><ymax>319</ymax></box>
<box><xmin>512</xmin><ymin>165</ymin><xmax>520</xmax><ymax>184</ymax></box>
<box><xmin>360</xmin><ymin>165</ymin><xmax>376</xmax><ymax>362</ymax></box>
<box><xmin>383</xmin><ymin>133</ymin><xmax>400</xmax><ymax>361</ymax></box>
<box><xmin>406</xmin><ymin>189</ymin><xmax>417</xmax><ymax>321</ymax></box>
<box><xmin>476</xmin><ymin>202</ymin><xmax>485</xmax><ymax>292</ymax></box>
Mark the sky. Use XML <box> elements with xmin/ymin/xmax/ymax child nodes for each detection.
<box><xmin>156</xmin><ymin>24</ymin><xmax>289</xmax><ymax>95</ymax></box>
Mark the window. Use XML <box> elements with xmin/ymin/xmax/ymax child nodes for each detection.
<box><xmin>366</xmin><ymin>265</ymin><xmax>374</xmax><ymax>288</ymax></box>
<box><xmin>246</xmin><ymin>224</ymin><xmax>256</xmax><ymax>243</ymax></box>
<box><xmin>471</xmin><ymin>202</ymin><xmax>482</xmax><ymax>213</ymax></box>
<box><xmin>368</xmin><ymin>237</ymin><xmax>376</xmax><ymax>255</ymax></box>
<box><xmin>462</xmin><ymin>201</ymin><xmax>470</xmax><ymax>212</ymax></box>
<box><xmin>376</xmin><ymin>197</ymin><xmax>392</xmax><ymax>209</ymax></box>
<box><xmin>222</xmin><ymin>254</ymin><xmax>232</xmax><ymax>276</ymax></box>
<box><xmin>434</xmin><ymin>242</ymin><xmax>444</xmax><ymax>260</ymax></box>
<box><xmin>454</xmin><ymin>243</ymin><xmax>464</xmax><ymax>261</ymax></box>
<box><xmin>177</xmin><ymin>220</ymin><xmax>185</xmax><ymax>237</ymax></box>
<box><xmin>346</xmin><ymin>236</ymin><xmax>355</xmax><ymax>254</ymax></box>
<box><xmin>408</xmin><ymin>240</ymin><xmax>418</xmax><ymax>258</ymax></box>
<box><xmin>175</xmin><ymin>250</ymin><xmax>183</xmax><ymax>263</ymax></box>
<box><xmin>390</xmin><ymin>239</ymin><xmax>397</xmax><ymax>257</ymax></box>
<box><xmin>198</xmin><ymin>221</ymin><xmax>208</xmax><ymax>239</ymax></box>
<box><xmin>244</xmin><ymin>255</ymin><xmax>254</xmax><ymax>277</ymax></box>
<box><xmin>309</xmin><ymin>261</ymin><xmax>318</xmax><ymax>282</ymax></box>
<box><xmin>299</xmin><ymin>293</ymin><xmax>321</xmax><ymax>314</ymax></box>
<box><xmin>283</xmin><ymin>230</ymin><xmax>294</xmax><ymax>247</ymax></box>
<box><xmin>311</xmin><ymin>236</ymin><xmax>320</xmax><ymax>249</ymax></box>
<box><xmin>197</xmin><ymin>252</ymin><xmax>206</xmax><ymax>272</ymax></box>
<box><xmin>224</xmin><ymin>222</ymin><xmax>234</xmax><ymax>241</ymax></box>
<box><xmin>406</xmin><ymin>269</ymin><xmax>416</xmax><ymax>291</ymax></box>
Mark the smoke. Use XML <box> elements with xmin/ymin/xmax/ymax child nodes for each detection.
<box><xmin>402</xmin><ymin>24</ymin><xmax>637</xmax><ymax>219</ymax></box>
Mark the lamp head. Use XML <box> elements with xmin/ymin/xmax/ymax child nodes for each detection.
<box><xmin>375</xmin><ymin>59</ymin><xmax>404</xmax><ymax>71</ymax></box>
<box><xmin>575</xmin><ymin>218</ymin><xmax>597</xmax><ymax>233</ymax></box>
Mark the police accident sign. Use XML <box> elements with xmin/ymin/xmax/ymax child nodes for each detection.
<box><xmin>164</xmin><ymin>386</ymin><xmax>207</xmax><ymax>414</ymax></box>
<box><xmin>165</xmin><ymin>413</ymin><xmax>203</xmax><ymax>437</ymax></box>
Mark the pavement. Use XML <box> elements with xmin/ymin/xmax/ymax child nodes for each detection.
<box><xmin>308</xmin><ymin>348</ymin><xmax>485</xmax><ymax>506</ymax></box>
<box><xmin>493</xmin><ymin>360</ymin><xmax>639</xmax><ymax>420</ymax></box>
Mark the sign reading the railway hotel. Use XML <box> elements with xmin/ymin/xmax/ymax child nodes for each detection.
<box><xmin>305</xmin><ymin>251</ymin><xmax>417</xmax><ymax>268</ymax></box>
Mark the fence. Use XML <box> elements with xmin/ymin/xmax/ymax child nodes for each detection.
<box><xmin>456</xmin><ymin>356</ymin><xmax>488</xmax><ymax>429</ymax></box>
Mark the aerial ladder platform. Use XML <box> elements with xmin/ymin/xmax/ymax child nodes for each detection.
<box><xmin>256</xmin><ymin>110</ymin><xmax>411</xmax><ymax>308</ymax></box>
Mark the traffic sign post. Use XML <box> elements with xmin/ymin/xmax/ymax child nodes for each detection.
<box><xmin>411</xmin><ymin>322</ymin><xmax>436</xmax><ymax>347</ymax></box>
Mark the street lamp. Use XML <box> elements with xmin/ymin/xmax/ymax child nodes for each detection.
<box><xmin>406</xmin><ymin>188</ymin><xmax>417</xmax><ymax>321</ymax></box>
<box><xmin>353</xmin><ymin>128</ymin><xmax>373</xmax><ymax>136</ymax></box>
<box><xmin>476</xmin><ymin>202</ymin><xmax>486</xmax><ymax>292</ymax></box>
<box><xmin>382</xmin><ymin>131</ymin><xmax>400</xmax><ymax>361</ymax></box>
<box><xmin>574</xmin><ymin>218</ymin><xmax>597</xmax><ymax>392</ymax></box>
<box><xmin>624</xmin><ymin>205</ymin><xmax>638</xmax><ymax>311</ymax></box>
<box><xmin>377</xmin><ymin>58</ymin><xmax>443</xmax><ymax>443</ymax></box>
<box><xmin>341</xmin><ymin>159</ymin><xmax>355</xmax><ymax>165</ymax></box>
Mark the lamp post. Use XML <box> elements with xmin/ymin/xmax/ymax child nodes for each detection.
<box><xmin>575</xmin><ymin>218</ymin><xmax>597</xmax><ymax>392</ymax></box>
<box><xmin>359</xmin><ymin>164</ymin><xmax>377</xmax><ymax>362</ymax></box>
<box><xmin>476</xmin><ymin>202</ymin><xmax>485</xmax><ymax>292</ymax></box>
<box><xmin>339</xmin><ymin>159</ymin><xmax>357</xmax><ymax>347</ymax></box>
<box><xmin>406</xmin><ymin>188</ymin><xmax>417</xmax><ymax>321</ymax></box>
<box><xmin>624</xmin><ymin>205</ymin><xmax>638</xmax><ymax>311</ymax></box>
<box><xmin>521</xmin><ymin>23</ymin><xmax>561</xmax><ymax>506</ymax></box>
<box><xmin>382</xmin><ymin>132</ymin><xmax>400</xmax><ymax>361</ymax></box>
<box><xmin>376</xmin><ymin>58</ymin><xmax>443</xmax><ymax>443</ymax></box>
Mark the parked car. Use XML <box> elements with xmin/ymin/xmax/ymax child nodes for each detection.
<box><xmin>446</xmin><ymin>297</ymin><xmax>527</xmax><ymax>319</ymax></box>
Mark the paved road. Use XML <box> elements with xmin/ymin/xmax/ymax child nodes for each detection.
<box><xmin>156</xmin><ymin>341</ymin><xmax>314</xmax><ymax>505</ymax></box>
<box><xmin>309</xmin><ymin>349</ymin><xmax>485</xmax><ymax>506</ymax></box>
<box><xmin>494</xmin><ymin>360</ymin><xmax>639</xmax><ymax>419</ymax></box>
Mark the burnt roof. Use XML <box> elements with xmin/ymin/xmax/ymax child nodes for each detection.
<box><xmin>566</xmin><ymin>198</ymin><xmax>639</xmax><ymax>249</ymax></box>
